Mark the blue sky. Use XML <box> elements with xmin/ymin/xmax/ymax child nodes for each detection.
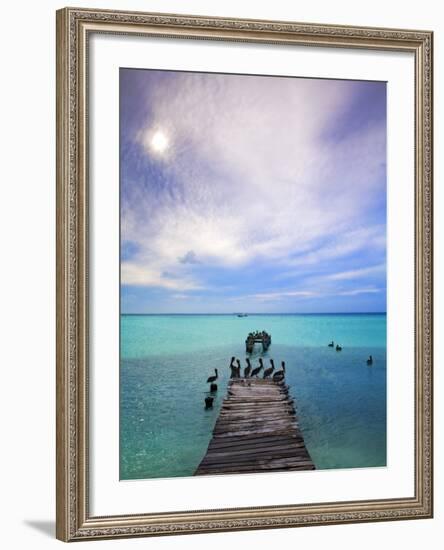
<box><xmin>120</xmin><ymin>69</ymin><xmax>386</xmax><ymax>314</ymax></box>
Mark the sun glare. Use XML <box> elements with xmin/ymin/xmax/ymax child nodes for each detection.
<box><xmin>150</xmin><ymin>130</ymin><xmax>169</xmax><ymax>154</ymax></box>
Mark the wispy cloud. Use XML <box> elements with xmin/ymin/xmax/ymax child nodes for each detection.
<box><xmin>337</xmin><ymin>287</ymin><xmax>381</xmax><ymax>296</ymax></box>
<box><xmin>279</xmin><ymin>226</ymin><xmax>386</xmax><ymax>273</ymax></box>
<box><xmin>121</xmin><ymin>262</ymin><xmax>202</xmax><ymax>291</ymax></box>
<box><xmin>324</xmin><ymin>263</ymin><xmax>386</xmax><ymax>281</ymax></box>
<box><xmin>245</xmin><ymin>290</ymin><xmax>317</xmax><ymax>302</ymax></box>
<box><xmin>228</xmin><ymin>286</ymin><xmax>380</xmax><ymax>303</ymax></box>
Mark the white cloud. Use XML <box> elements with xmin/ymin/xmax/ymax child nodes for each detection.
<box><xmin>337</xmin><ymin>287</ymin><xmax>381</xmax><ymax>296</ymax></box>
<box><xmin>324</xmin><ymin>263</ymin><xmax>386</xmax><ymax>281</ymax></box>
<box><xmin>250</xmin><ymin>290</ymin><xmax>317</xmax><ymax>301</ymax></box>
<box><xmin>280</xmin><ymin>226</ymin><xmax>386</xmax><ymax>272</ymax></box>
<box><xmin>227</xmin><ymin>290</ymin><xmax>316</xmax><ymax>302</ymax></box>
<box><xmin>227</xmin><ymin>285</ymin><xmax>382</xmax><ymax>304</ymax></box>
<box><xmin>121</xmin><ymin>262</ymin><xmax>202</xmax><ymax>290</ymax></box>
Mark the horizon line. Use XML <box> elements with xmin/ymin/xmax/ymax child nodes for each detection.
<box><xmin>121</xmin><ymin>311</ymin><xmax>387</xmax><ymax>316</ymax></box>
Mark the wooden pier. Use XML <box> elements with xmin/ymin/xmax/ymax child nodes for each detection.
<box><xmin>195</xmin><ymin>378</ymin><xmax>315</xmax><ymax>476</ymax></box>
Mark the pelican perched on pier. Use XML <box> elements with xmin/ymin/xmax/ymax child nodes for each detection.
<box><xmin>263</xmin><ymin>359</ymin><xmax>275</xmax><ymax>379</ymax></box>
<box><xmin>251</xmin><ymin>358</ymin><xmax>264</xmax><ymax>378</ymax></box>
<box><xmin>273</xmin><ymin>361</ymin><xmax>286</xmax><ymax>382</ymax></box>
<box><xmin>244</xmin><ymin>358</ymin><xmax>252</xmax><ymax>378</ymax></box>
<box><xmin>206</xmin><ymin>368</ymin><xmax>218</xmax><ymax>384</ymax></box>
<box><xmin>229</xmin><ymin>357</ymin><xmax>238</xmax><ymax>379</ymax></box>
<box><xmin>235</xmin><ymin>359</ymin><xmax>242</xmax><ymax>378</ymax></box>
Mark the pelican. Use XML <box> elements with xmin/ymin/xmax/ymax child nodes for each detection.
<box><xmin>206</xmin><ymin>368</ymin><xmax>218</xmax><ymax>383</ymax></box>
<box><xmin>235</xmin><ymin>359</ymin><xmax>242</xmax><ymax>378</ymax></box>
<box><xmin>367</xmin><ymin>355</ymin><xmax>373</xmax><ymax>366</ymax></box>
<box><xmin>263</xmin><ymin>359</ymin><xmax>275</xmax><ymax>379</ymax></box>
<box><xmin>229</xmin><ymin>356</ymin><xmax>238</xmax><ymax>379</ymax></box>
<box><xmin>273</xmin><ymin>361</ymin><xmax>286</xmax><ymax>382</ymax></box>
<box><xmin>328</xmin><ymin>341</ymin><xmax>334</xmax><ymax>347</ymax></box>
<box><xmin>336</xmin><ymin>344</ymin><xmax>342</xmax><ymax>351</ymax></box>
<box><xmin>251</xmin><ymin>359</ymin><xmax>263</xmax><ymax>378</ymax></box>
<box><xmin>244</xmin><ymin>358</ymin><xmax>252</xmax><ymax>378</ymax></box>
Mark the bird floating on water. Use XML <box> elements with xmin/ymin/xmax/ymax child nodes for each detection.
<box><xmin>328</xmin><ymin>341</ymin><xmax>334</xmax><ymax>347</ymax></box>
<box><xmin>367</xmin><ymin>355</ymin><xmax>373</xmax><ymax>366</ymax></box>
<box><xmin>336</xmin><ymin>344</ymin><xmax>342</xmax><ymax>351</ymax></box>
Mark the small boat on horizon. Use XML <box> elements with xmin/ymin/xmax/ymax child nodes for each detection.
<box><xmin>237</xmin><ymin>313</ymin><xmax>248</xmax><ymax>317</ymax></box>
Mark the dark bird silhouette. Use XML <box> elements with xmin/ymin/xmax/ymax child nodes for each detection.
<box><xmin>273</xmin><ymin>361</ymin><xmax>286</xmax><ymax>382</ymax></box>
<box><xmin>235</xmin><ymin>359</ymin><xmax>242</xmax><ymax>378</ymax></box>
<box><xmin>206</xmin><ymin>368</ymin><xmax>218</xmax><ymax>384</ymax></box>
<box><xmin>229</xmin><ymin>356</ymin><xmax>238</xmax><ymax>379</ymax></box>
<box><xmin>336</xmin><ymin>344</ymin><xmax>342</xmax><ymax>351</ymax></box>
<box><xmin>244</xmin><ymin>358</ymin><xmax>252</xmax><ymax>378</ymax></box>
<box><xmin>367</xmin><ymin>355</ymin><xmax>373</xmax><ymax>366</ymax></box>
<box><xmin>251</xmin><ymin>359</ymin><xmax>263</xmax><ymax>378</ymax></box>
<box><xmin>328</xmin><ymin>341</ymin><xmax>334</xmax><ymax>347</ymax></box>
<box><xmin>263</xmin><ymin>359</ymin><xmax>275</xmax><ymax>379</ymax></box>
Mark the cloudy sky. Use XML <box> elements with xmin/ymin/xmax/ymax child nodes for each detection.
<box><xmin>120</xmin><ymin>68</ymin><xmax>386</xmax><ymax>314</ymax></box>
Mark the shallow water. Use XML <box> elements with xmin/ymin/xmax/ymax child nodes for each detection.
<box><xmin>120</xmin><ymin>314</ymin><xmax>386</xmax><ymax>480</ymax></box>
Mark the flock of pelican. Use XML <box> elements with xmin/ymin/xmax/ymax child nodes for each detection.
<box><xmin>205</xmin><ymin>339</ymin><xmax>374</xmax><ymax>393</ymax></box>
<box><xmin>206</xmin><ymin>357</ymin><xmax>286</xmax><ymax>386</ymax></box>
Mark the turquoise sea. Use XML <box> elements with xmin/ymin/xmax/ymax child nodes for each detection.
<box><xmin>120</xmin><ymin>313</ymin><xmax>386</xmax><ymax>480</ymax></box>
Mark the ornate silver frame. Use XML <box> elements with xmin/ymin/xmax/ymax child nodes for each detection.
<box><xmin>56</xmin><ymin>7</ymin><xmax>433</xmax><ymax>542</ymax></box>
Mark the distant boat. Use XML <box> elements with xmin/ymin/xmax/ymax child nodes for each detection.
<box><xmin>237</xmin><ymin>313</ymin><xmax>248</xmax><ymax>317</ymax></box>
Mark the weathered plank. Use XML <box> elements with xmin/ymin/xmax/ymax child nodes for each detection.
<box><xmin>195</xmin><ymin>378</ymin><xmax>314</xmax><ymax>476</ymax></box>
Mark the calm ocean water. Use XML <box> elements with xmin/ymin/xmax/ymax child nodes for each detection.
<box><xmin>120</xmin><ymin>314</ymin><xmax>386</xmax><ymax>480</ymax></box>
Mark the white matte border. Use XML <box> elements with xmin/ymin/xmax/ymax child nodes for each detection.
<box><xmin>89</xmin><ymin>33</ymin><xmax>415</xmax><ymax>516</ymax></box>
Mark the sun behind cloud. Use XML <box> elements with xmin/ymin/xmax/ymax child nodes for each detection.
<box><xmin>144</xmin><ymin>129</ymin><xmax>169</xmax><ymax>155</ymax></box>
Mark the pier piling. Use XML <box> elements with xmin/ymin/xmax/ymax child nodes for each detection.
<box><xmin>245</xmin><ymin>331</ymin><xmax>271</xmax><ymax>353</ymax></box>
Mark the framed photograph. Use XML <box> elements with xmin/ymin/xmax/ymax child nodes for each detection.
<box><xmin>56</xmin><ymin>7</ymin><xmax>433</xmax><ymax>541</ymax></box>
